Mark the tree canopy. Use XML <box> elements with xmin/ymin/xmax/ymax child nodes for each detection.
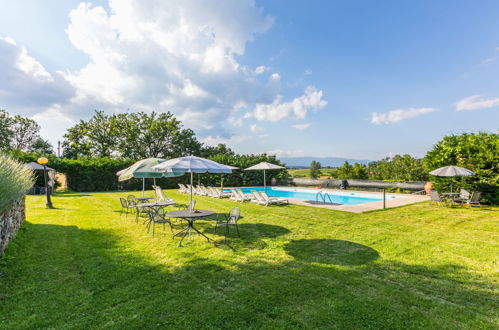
<box><xmin>62</xmin><ymin>110</ymin><xmax>202</xmax><ymax>159</ymax></box>
<box><xmin>424</xmin><ymin>132</ymin><xmax>498</xmax><ymax>203</ymax></box>
<box><xmin>0</xmin><ymin>109</ymin><xmax>53</xmax><ymax>154</ymax></box>
<box><xmin>309</xmin><ymin>160</ymin><xmax>322</xmax><ymax>179</ymax></box>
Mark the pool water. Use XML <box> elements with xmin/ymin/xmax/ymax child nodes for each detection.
<box><xmin>235</xmin><ymin>187</ymin><xmax>398</xmax><ymax>205</ymax></box>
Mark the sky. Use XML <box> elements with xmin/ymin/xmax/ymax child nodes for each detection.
<box><xmin>0</xmin><ymin>0</ymin><xmax>498</xmax><ymax>160</ymax></box>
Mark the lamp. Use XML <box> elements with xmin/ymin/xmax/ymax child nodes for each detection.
<box><xmin>37</xmin><ymin>157</ymin><xmax>53</xmax><ymax>208</ymax></box>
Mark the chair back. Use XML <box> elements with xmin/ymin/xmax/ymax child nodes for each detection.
<box><xmin>259</xmin><ymin>191</ymin><xmax>270</xmax><ymax>201</ymax></box>
<box><xmin>459</xmin><ymin>189</ymin><xmax>470</xmax><ymax>200</ymax></box>
<box><xmin>148</xmin><ymin>206</ymin><xmax>165</xmax><ymax>222</ymax></box>
<box><xmin>251</xmin><ymin>191</ymin><xmax>262</xmax><ymax>202</ymax></box>
<box><xmin>228</xmin><ymin>207</ymin><xmax>240</xmax><ymax>224</ymax></box>
<box><xmin>127</xmin><ymin>195</ymin><xmax>137</xmax><ymax>206</ymax></box>
<box><xmin>469</xmin><ymin>191</ymin><xmax>481</xmax><ymax>203</ymax></box>
<box><xmin>429</xmin><ymin>190</ymin><xmax>441</xmax><ymax>202</ymax></box>
<box><xmin>120</xmin><ymin>197</ymin><xmax>128</xmax><ymax>208</ymax></box>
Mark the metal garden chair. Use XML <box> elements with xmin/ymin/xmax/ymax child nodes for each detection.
<box><xmin>214</xmin><ymin>206</ymin><xmax>241</xmax><ymax>240</ymax></box>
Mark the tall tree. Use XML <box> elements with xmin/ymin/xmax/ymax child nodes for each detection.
<box><xmin>0</xmin><ymin>110</ymin><xmax>13</xmax><ymax>150</ymax></box>
<box><xmin>62</xmin><ymin>110</ymin><xmax>203</xmax><ymax>159</ymax></box>
<box><xmin>9</xmin><ymin>115</ymin><xmax>42</xmax><ymax>151</ymax></box>
<box><xmin>0</xmin><ymin>110</ymin><xmax>45</xmax><ymax>152</ymax></box>
<box><xmin>309</xmin><ymin>160</ymin><xmax>322</xmax><ymax>179</ymax></box>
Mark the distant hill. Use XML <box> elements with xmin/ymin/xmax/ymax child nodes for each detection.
<box><xmin>279</xmin><ymin>157</ymin><xmax>372</xmax><ymax>168</ymax></box>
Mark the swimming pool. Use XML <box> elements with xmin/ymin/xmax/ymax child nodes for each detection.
<box><xmin>236</xmin><ymin>187</ymin><xmax>398</xmax><ymax>205</ymax></box>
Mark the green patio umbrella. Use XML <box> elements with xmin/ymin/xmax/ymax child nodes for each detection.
<box><xmin>117</xmin><ymin>158</ymin><xmax>183</xmax><ymax>196</ymax></box>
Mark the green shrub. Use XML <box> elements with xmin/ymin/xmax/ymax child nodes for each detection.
<box><xmin>424</xmin><ymin>132</ymin><xmax>498</xmax><ymax>204</ymax></box>
<box><xmin>0</xmin><ymin>154</ymin><xmax>35</xmax><ymax>212</ymax></box>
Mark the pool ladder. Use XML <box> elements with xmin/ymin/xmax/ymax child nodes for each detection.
<box><xmin>315</xmin><ymin>191</ymin><xmax>333</xmax><ymax>204</ymax></box>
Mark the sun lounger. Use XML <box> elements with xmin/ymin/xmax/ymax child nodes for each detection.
<box><xmin>236</xmin><ymin>189</ymin><xmax>253</xmax><ymax>202</ymax></box>
<box><xmin>258</xmin><ymin>191</ymin><xmax>289</xmax><ymax>206</ymax></box>
<box><xmin>250</xmin><ymin>191</ymin><xmax>264</xmax><ymax>204</ymax></box>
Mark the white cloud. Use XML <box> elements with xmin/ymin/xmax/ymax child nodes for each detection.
<box><xmin>454</xmin><ymin>94</ymin><xmax>499</xmax><ymax>111</ymax></box>
<box><xmin>0</xmin><ymin>37</ymin><xmax>75</xmax><ymax>114</ymax></box>
<box><xmin>201</xmin><ymin>134</ymin><xmax>251</xmax><ymax>146</ymax></box>
<box><xmin>292</xmin><ymin>123</ymin><xmax>311</xmax><ymax>130</ymax></box>
<box><xmin>250</xmin><ymin>86</ymin><xmax>327</xmax><ymax>122</ymax></box>
<box><xmin>370</xmin><ymin>107</ymin><xmax>438</xmax><ymax>124</ymax></box>
<box><xmin>304</xmin><ymin>69</ymin><xmax>312</xmax><ymax>75</ymax></box>
<box><xmin>255</xmin><ymin>66</ymin><xmax>268</xmax><ymax>74</ymax></box>
<box><xmin>0</xmin><ymin>0</ymin><xmax>328</xmax><ymax>144</ymax></box>
<box><xmin>250</xmin><ymin>124</ymin><xmax>261</xmax><ymax>132</ymax></box>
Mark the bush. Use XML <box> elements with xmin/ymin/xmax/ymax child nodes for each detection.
<box><xmin>0</xmin><ymin>154</ymin><xmax>35</xmax><ymax>212</ymax></box>
<box><xmin>7</xmin><ymin>151</ymin><xmax>289</xmax><ymax>192</ymax></box>
<box><xmin>424</xmin><ymin>132</ymin><xmax>498</xmax><ymax>204</ymax></box>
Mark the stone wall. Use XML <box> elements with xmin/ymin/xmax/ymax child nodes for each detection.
<box><xmin>0</xmin><ymin>197</ymin><xmax>25</xmax><ymax>256</ymax></box>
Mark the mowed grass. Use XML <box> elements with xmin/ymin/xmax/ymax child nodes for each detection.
<box><xmin>288</xmin><ymin>168</ymin><xmax>336</xmax><ymax>179</ymax></box>
<box><xmin>0</xmin><ymin>191</ymin><xmax>498</xmax><ymax>329</ymax></box>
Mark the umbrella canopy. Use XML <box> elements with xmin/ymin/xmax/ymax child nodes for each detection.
<box><xmin>118</xmin><ymin>158</ymin><xmax>171</xmax><ymax>181</ymax></box>
<box><xmin>429</xmin><ymin>166</ymin><xmax>475</xmax><ymax>193</ymax></box>
<box><xmin>153</xmin><ymin>156</ymin><xmax>233</xmax><ymax>210</ymax></box>
<box><xmin>245</xmin><ymin>162</ymin><xmax>285</xmax><ymax>191</ymax></box>
<box><xmin>429</xmin><ymin>166</ymin><xmax>476</xmax><ymax>177</ymax></box>
<box><xmin>117</xmin><ymin>158</ymin><xmax>183</xmax><ymax>196</ymax></box>
<box><xmin>25</xmin><ymin>162</ymin><xmax>55</xmax><ymax>172</ymax></box>
<box><xmin>245</xmin><ymin>162</ymin><xmax>285</xmax><ymax>171</ymax></box>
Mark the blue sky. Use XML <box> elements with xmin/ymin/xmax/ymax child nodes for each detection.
<box><xmin>0</xmin><ymin>0</ymin><xmax>497</xmax><ymax>160</ymax></box>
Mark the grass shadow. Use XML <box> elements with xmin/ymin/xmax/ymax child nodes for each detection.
<box><xmin>284</xmin><ymin>239</ymin><xmax>379</xmax><ymax>266</ymax></box>
<box><xmin>0</xmin><ymin>221</ymin><xmax>496</xmax><ymax>328</ymax></box>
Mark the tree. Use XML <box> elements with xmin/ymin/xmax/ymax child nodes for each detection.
<box><xmin>309</xmin><ymin>160</ymin><xmax>322</xmax><ymax>179</ymax></box>
<box><xmin>368</xmin><ymin>155</ymin><xmax>427</xmax><ymax>181</ymax></box>
<box><xmin>9</xmin><ymin>115</ymin><xmax>41</xmax><ymax>151</ymax></box>
<box><xmin>336</xmin><ymin>161</ymin><xmax>353</xmax><ymax>179</ymax></box>
<box><xmin>0</xmin><ymin>109</ymin><xmax>45</xmax><ymax>152</ymax></box>
<box><xmin>62</xmin><ymin>110</ymin><xmax>203</xmax><ymax>159</ymax></box>
<box><xmin>352</xmin><ymin>162</ymin><xmax>368</xmax><ymax>179</ymax></box>
<box><xmin>424</xmin><ymin>132</ymin><xmax>498</xmax><ymax>204</ymax></box>
<box><xmin>0</xmin><ymin>110</ymin><xmax>13</xmax><ymax>150</ymax></box>
<box><xmin>29</xmin><ymin>138</ymin><xmax>54</xmax><ymax>155</ymax></box>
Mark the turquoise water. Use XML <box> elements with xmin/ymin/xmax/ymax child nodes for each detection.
<box><xmin>235</xmin><ymin>187</ymin><xmax>396</xmax><ymax>205</ymax></box>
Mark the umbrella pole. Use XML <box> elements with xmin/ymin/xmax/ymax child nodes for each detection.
<box><xmin>190</xmin><ymin>172</ymin><xmax>193</xmax><ymax>212</ymax></box>
<box><xmin>153</xmin><ymin>178</ymin><xmax>156</xmax><ymax>186</ymax></box>
<box><xmin>142</xmin><ymin>178</ymin><xmax>145</xmax><ymax>197</ymax></box>
<box><xmin>221</xmin><ymin>175</ymin><xmax>223</xmax><ymax>190</ymax></box>
<box><xmin>264</xmin><ymin>169</ymin><xmax>266</xmax><ymax>192</ymax></box>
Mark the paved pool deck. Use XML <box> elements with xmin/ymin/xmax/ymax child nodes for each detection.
<box><xmin>273</xmin><ymin>186</ymin><xmax>429</xmax><ymax>213</ymax></box>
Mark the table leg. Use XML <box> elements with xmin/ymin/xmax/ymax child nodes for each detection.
<box><xmin>191</xmin><ymin>224</ymin><xmax>212</xmax><ymax>242</ymax></box>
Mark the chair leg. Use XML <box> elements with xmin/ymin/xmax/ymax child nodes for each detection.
<box><xmin>214</xmin><ymin>223</ymin><xmax>218</xmax><ymax>234</ymax></box>
<box><xmin>235</xmin><ymin>224</ymin><xmax>240</xmax><ymax>237</ymax></box>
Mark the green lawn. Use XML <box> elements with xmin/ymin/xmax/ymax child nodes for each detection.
<box><xmin>1</xmin><ymin>191</ymin><xmax>498</xmax><ymax>328</ymax></box>
<box><xmin>289</xmin><ymin>168</ymin><xmax>336</xmax><ymax>178</ymax></box>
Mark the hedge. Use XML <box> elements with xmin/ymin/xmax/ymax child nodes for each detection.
<box><xmin>8</xmin><ymin>151</ymin><xmax>289</xmax><ymax>192</ymax></box>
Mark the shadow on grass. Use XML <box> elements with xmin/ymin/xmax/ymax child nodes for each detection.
<box><xmin>53</xmin><ymin>193</ymin><xmax>92</xmax><ymax>198</ymax></box>
<box><xmin>204</xmin><ymin>222</ymin><xmax>290</xmax><ymax>239</ymax></box>
<box><xmin>0</xmin><ymin>222</ymin><xmax>496</xmax><ymax>329</ymax></box>
<box><xmin>284</xmin><ymin>239</ymin><xmax>379</xmax><ymax>266</ymax></box>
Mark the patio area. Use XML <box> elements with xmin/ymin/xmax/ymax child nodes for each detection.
<box><xmin>0</xmin><ymin>190</ymin><xmax>497</xmax><ymax>328</ymax></box>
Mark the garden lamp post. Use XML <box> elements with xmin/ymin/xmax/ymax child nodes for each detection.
<box><xmin>37</xmin><ymin>157</ymin><xmax>53</xmax><ymax>208</ymax></box>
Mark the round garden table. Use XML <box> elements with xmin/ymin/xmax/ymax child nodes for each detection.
<box><xmin>165</xmin><ymin>209</ymin><xmax>215</xmax><ymax>246</ymax></box>
<box><xmin>134</xmin><ymin>201</ymin><xmax>176</xmax><ymax>223</ymax></box>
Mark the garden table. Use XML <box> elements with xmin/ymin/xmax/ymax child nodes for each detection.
<box><xmin>134</xmin><ymin>201</ymin><xmax>175</xmax><ymax>223</ymax></box>
<box><xmin>165</xmin><ymin>209</ymin><xmax>215</xmax><ymax>246</ymax></box>
<box><xmin>134</xmin><ymin>197</ymin><xmax>154</xmax><ymax>202</ymax></box>
<box><xmin>441</xmin><ymin>192</ymin><xmax>460</xmax><ymax>206</ymax></box>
